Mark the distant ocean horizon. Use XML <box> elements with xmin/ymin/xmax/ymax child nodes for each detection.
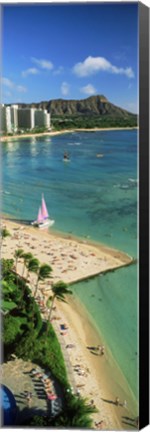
<box><xmin>2</xmin><ymin>129</ymin><xmax>138</xmax><ymax>408</ymax></box>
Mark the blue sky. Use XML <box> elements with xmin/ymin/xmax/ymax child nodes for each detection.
<box><xmin>2</xmin><ymin>3</ymin><xmax>138</xmax><ymax>113</ymax></box>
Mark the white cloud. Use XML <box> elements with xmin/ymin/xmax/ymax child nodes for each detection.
<box><xmin>2</xmin><ymin>77</ymin><xmax>14</xmax><ymax>88</ymax></box>
<box><xmin>31</xmin><ymin>57</ymin><xmax>53</xmax><ymax>70</ymax></box>
<box><xmin>16</xmin><ymin>85</ymin><xmax>27</xmax><ymax>93</ymax></box>
<box><xmin>61</xmin><ymin>81</ymin><xmax>70</xmax><ymax>96</ymax></box>
<box><xmin>2</xmin><ymin>77</ymin><xmax>27</xmax><ymax>93</ymax></box>
<box><xmin>73</xmin><ymin>56</ymin><xmax>134</xmax><ymax>79</ymax></box>
<box><xmin>80</xmin><ymin>84</ymin><xmax>97</xmax><ymax>96</ymax></box>
<box><xmin>22</xmin><ymin>68</ymin><xmax>39</xmax><ymax>78</ymax></box>
<box><xmin>53</xmin><ymin>66</ymin><xmax>64</xmax><ymax>75</ymax></box>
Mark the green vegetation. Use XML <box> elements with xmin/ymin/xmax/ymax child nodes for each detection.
<box><xmin>0</xmin><ymin>227</ymin><xmax>11</xmax><ymax>246</ymax></box>
<box><xmin>22</xmin><ymin>394</ymin><xmax>97</xmax><ymax>427</ymax></box>
<box><xmin>1</xmin><ymin>257</ymin><xmax>68</xmax><ymax>386</ymax></box>
<box><xmin>1</xmin><ymin>258</ymin><xmax>14</xmax><ymax>279</ymax></box>
<box><xmin>14</xmin><ymin>248</ymin><xmax>24</xmax><ymax>272</ymax></box>
<box><xmin>31</xmin><ymin>126</ymin><xmax>49</xmax><ymax>133</ymax></box>
<box><xmin>26</xmin><ymin>257</ymin><xmax>39</xmax><ymax>280</ymax></box>
<box><xmin>51</xmin><ymin>114</ymin><xmax>137</xmax><ymax>131</ymax></box>
<box><xmin>1</xmin><ymin>253</ymin><xmax>97</xmax><ymax>427</ymax></box>
<box><xmin>34</xmin><ymin>263</ymin><xmax>52</xmax><ymax>297</ymax></box>
<box><xmin>50</xmin><ymin>394</ymin><xmax>98</xmax><ymax>428</ymax></box>
<box><xmin>21</xmin><ymin>252</ymin><xmax>33</xmax><ymax>277</ymax></box>
<box><xmin>2</xmin><ymin>126</ymin><xmax>49</xmax><ymax>137</ymax></box>
<box><xmin>46</xmin><ymin>280</ymin><xmax>72</xmax><ymax>324</ymax></box>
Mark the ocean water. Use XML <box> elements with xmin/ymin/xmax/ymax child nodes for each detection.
<box><xmin>1</xmin><ymin>130</ymin><xmax>138</xmax><ymax>404</ymax></box>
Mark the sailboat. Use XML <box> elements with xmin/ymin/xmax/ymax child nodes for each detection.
<box><xmin>31</xmin><ymin>194</ymin><xmax>55</xmax><ymax>228</ymax></box>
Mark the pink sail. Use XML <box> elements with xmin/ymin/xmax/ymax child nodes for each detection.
<box><xmin>41</xmin><ymin>194</ymin><xmax>49</xmax><ymax>219</ymax></box>
<box><xmin>37</xmin><ymin>207</ymin><xmax>43</xmax><ymax>223</ymax></box>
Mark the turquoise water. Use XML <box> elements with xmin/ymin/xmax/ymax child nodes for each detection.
<box><xmin>1</xmin><ymin>130</ymin><xmax>138</xmax><ymax>402</ymax></box>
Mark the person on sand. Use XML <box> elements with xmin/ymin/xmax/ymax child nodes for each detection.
<box><xmin>123</xmin><ymin>399</ymin><xmax>127</xmax><ymax>408</ymax></box>
<box><xmin>97</xmin><ymin>345</ymin><xmax>102</xmax><ymax>355</ymax></box>
<box><xmin>89</xmin><ymin>399</ymin><xmax>96</xmax><ymax>409</ymax></box>
<box><xmin>66</xmin><ymin>343</ymin><xmax>75</xmax><ymax>348</ymax></box>
<box><xmin>115</xmin><ymin>396</ymin><xmax>120</xmax><ymax>406</ymax></box>
<box><xmin>95</xmin><ymin>420</ymin><xmax>104</xmax><ymax>429</ymax></box>
<box><xmin>135</xmin><ymin>416</ymin><xmax>139</xmax><ymax>428</ymax></box>
<box><xmin>101</xmin><ymin>345</ymin><xmax>105</xmax><ymax>355</ymax></box>
<box><xmin>26</xmin><ymin>392</ymin><xmax>32</xmax><ymax>405</ymax></box>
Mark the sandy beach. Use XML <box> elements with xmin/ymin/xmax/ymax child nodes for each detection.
<box><xmin>2</xmin><ymin>218</ymin><xmax>133</xmax><ymax>285</ymax></box>
<box><xmin>0</xmin><ymin>126</ymin><xmax>138</xmax><ymax>142</ymax></box>
<box><xmin>1</xmin><ymin>218</ymin><xmax>137</xmax><ymax>429</ymax></box>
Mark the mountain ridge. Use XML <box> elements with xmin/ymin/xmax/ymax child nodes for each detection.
<box><xmin>15</xmin><ymin>95</ymin><xmax>137</xmax><ymax>118</ymax></box>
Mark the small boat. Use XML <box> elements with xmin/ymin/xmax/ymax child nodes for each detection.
<box><xmin>45</xmin><ymin>138</ymin><xmax>51</xmax><ymax>142</ymax></box>
<box><xmin>31</xmin><ymin>194</ymin><xmax>55</xmax><ymax>228</ymax></box>
<box><xmin>96</xmin><ymin>153</ymin><xmax>104</xmax><ymax>158</ymax></box>
<box><xmin>63</xmin><ymin>152</ymin><xmax>70</xmax><ymax>162</ymax></box>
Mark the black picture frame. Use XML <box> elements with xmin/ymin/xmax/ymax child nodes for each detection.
<box><xmin>139</xmin><ymin>1</ymin><xmax>149</xmax><ymax>430</ymax></box>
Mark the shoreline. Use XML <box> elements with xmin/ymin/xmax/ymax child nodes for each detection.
<box><xmin>0</xmin><ymin>126</ymin><xmax>138</xmax><ymax>142</ymax></box>
<box><xmin>2</xmin><ymin>213</ymin><xmax>133</xmax><ymax>262</ymax></box>
<box><xmin>59</xmin><ymin>296</ymin><xmax>138</xmax><ymax>420</ymax></box>
<box><xmin>2</xmin><ymin>217</ymin><xmax>133</xmax><ymax>284</ymax></box>
<box><xmin>1</xmin><ymin>217</ymin><xmax>138</xmax><ymax>429</ymax></box>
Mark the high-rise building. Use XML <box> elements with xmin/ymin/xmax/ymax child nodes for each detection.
<box><xmin>34</xmin><ymin>109</ymin><xmax>51</xmax><ymax>129</ymax></box>
<box><xmin>35</xmin><ymin>109</ymin><xmax>45</xmax><ymax>128</ymax></box>
<box><xmin>18</xmin><ymin>108</ymin><xmax>35</xmax><ymax>130</ymax></box>
<box><xmin>0</xmin><ymin>105</ymin><xmax>12</xmax><ymax>133</ymax></box>
<box><xmin>0</xmin><ymin>104</ymin><xmax>51</xmax><ymax>133</ymax></box>
<box><xmin>10</xmin><ymin>105</ymin><xmax>18</xmax><ymax>132</ymax></box>
<box><xmin>44</xmin><ymin>110</ymin><xmax>51</xmax><ymax>129</ymax></box>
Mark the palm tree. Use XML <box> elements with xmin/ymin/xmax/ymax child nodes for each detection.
<box><xmin>46</xmin><ymin>295</ymin><xmax>53</xmax><ymax>321</ymax></box>
<box><xmin>50</xmin><ymin>394</ymin><xmax>97</xmax><ymax>428</ymax></box>
<box><xmin>1</xmin><ymin>227</ymin><xmax>11</xmax><ymax>246</ymax></box>
<box><xmin>20</xmin><ymin>396</ymin><xmax>97</xmax><ymax>427</ymax></box>
<box><xmin>1</xmin><ymin>258</ymin><xmax>14</xmax><ymax>281</ymax></box>
<box><xmin>34</xmin><ymin>264</ymin><xmax>52</xmax><ymax>297</ymax></box>
<box><xmin>46</xmin><ymin>280</ymin><xmax>72</xmax><ymax>324</ymax></box>
<box><xmin>26</xmin><ymin>258</ymin><xmax>40</xmax><ymax>282</ymax></box>
<box><xmin>1</xmin><ymin>280</ymin><xmax>18</xmax><ymax>313</ymax></box>
<box><xmin>22</xmin><ymin>252</ymin><xmax>33</xmax><ymax>278</ymax></box>
<box><xmin>2</xmin><ymin>280</ymin><xmax>14</xmax><ymax>298</ymax></box>
<box><xmin>14</xmin><ymin>248</ymin><xmax>24</xmax><ymax>272</ymax></box>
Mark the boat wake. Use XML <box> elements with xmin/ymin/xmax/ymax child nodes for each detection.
<box><xmin>0</xmin><ymin>190</ymin><xmax>11</xmax><ymax>195</ymax></box>
<box><xmin>67</xmin><ymin>142</ymin><xmax>81</xmax><ymax>146</ymax></box>
<box><xmin>113</xmin><ymin>179</ymin><xmax>138</xmax><ymax>190</ymax></box>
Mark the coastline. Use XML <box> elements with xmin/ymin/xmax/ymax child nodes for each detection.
<box><xmin>0</xmin><ymin>126</ymin><xmax>138</xmax><ymax>142</ymax></box>
<box><xmin>2</xmin><ymin>217</ymin><xmax>133</xmax><ymax>284</ymax></box>
<box><xmin>58</xmin><ymin>296</ymin><xmax>138</xmax><ymax>424</ymax></box>
<box><xmin>1</xmin><ymin>217</ymin><xmax>138</xmax><ymax>429</ymax></box>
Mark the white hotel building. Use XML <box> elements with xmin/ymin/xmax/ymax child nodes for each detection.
<box><xmin>18</xmin><ymin>108</ymin><xmax>35</xmax><ymax>130</ymax></box>
<box><xmin>0</xmin><ymin>104</ymin><xmax>51</xmax><ymax>134</ymax></box>
<box><xmin>34</xmin><ymin>109</ymin><xmax>50</xmax><ymax>129</ymax></box>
